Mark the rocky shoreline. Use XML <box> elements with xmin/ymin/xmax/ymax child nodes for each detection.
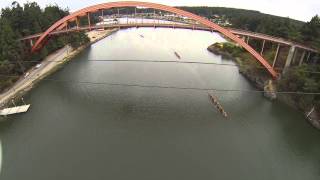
<box><xmin>208</xmin><ymin>42</ymin><xmax>320</xmax><ymax>130</ymax></box>
<box><xmin>207</xmin><ymin>43</ymin><xmax>277</xmax><ymax>100</ymax></box>
<box><xmin>207</xmin><ymin>46</ymin><xmax>235</xmax><ymax>60</ymax></box>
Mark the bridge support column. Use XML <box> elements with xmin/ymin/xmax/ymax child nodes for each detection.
<box><xmin>76</xmin><ymin>16</ymin><xmax>80</xmax><ymax>30</ymax></box>
<box><xmin>87</xmin><ymin>13</ymin><xmax>91</xmax><ymax>31</ymax></box>
<box><xmin>299</xmin><ymin>50</ymin><xmax>306</xmax><ymax>66</ymax></box>
<box><xmin>65</xmin><ymin>22</ymin><xmax>68</xmax><ymax>31</ymax></box>
<box><xmin>135</xmin><ymin>8</ymin><xmax>137</xmax><ymax>24</ymax></box>
<box><xmin>306</xmin><ymin>52</ymin><xmax>311</xmax><ymax>62</ymax></box>
<box><xmin>154</xmin><ymin>10</ymin><xmax>156</xmax><ymax>26</ymax></box>
<box><xmin>30</xmin><ymin>39</ymin><xmax>34</xmax><ymax>47</ymax></box>
<box><xmin>260</xmin><ymin>40</ymin><xmax>266</xmax><ymax>55</ymax></box>
<box><xmin>283</xmin><ymin>46</ymin><xmax>296</xmax><ymax>73</ymax></box>
<box><xmin>292</xmin><ymin>48</ymin><xmax>298</xmax><ymax>65</ymax></box>
<box><xmin>272</xmin><ymin>44</ymin><xmax>280</xmax><ymax>68</ymax></box>
<box><xmin>246</xmin><ymin>36</ymin><xmax>250</xmax><ymax>44</ymax></box>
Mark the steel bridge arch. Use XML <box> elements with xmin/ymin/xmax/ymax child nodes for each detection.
<box><xmin>31</xmin><ymin>1</ymin><xmax>278</xmax><ymax>78</ymax></box>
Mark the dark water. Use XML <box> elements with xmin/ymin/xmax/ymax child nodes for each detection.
<box><xmin>0</xmin><ymin>28</ymin><xmax>319</xmax><ymax>180</ymax></box>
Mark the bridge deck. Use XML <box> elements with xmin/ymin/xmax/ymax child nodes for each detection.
<box><xmin>20</xmin><ymin>23</ymin><xmax>318</xmax><ymax>53</ymax></box>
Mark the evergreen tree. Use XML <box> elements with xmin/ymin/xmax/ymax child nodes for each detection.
<box><xmin>301</xmin><ymin>15</ymin><xmax>320</xmax><ymax>48</ymax></box>
<box><xmin>0</xmin><ymin>18</ymin><xmax>24</xmax><ymax>73</ymax></box>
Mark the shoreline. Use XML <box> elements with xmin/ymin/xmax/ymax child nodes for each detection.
<box><xmin>207</xmin><ymin>43</ymin><xmax>270</xmax><ymax>91</ymax></box>
<box><xmin>0</xmin><ymin>28</ymin><xmax>119</xmax><ymax>108</ymax></box>
<box><xmin>207</xmin><ymin>42</ymin><xmax>320</xmax><ymax>130</ymax></box>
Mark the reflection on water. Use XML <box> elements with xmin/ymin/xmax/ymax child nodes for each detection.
<box><xmin>0</xmin><ymin>28</ymin><xmax>319</xmax><ymax>180</ymax></box>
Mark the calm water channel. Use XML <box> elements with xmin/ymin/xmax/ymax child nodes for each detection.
<box><xmin>0</xmin><ymin>28</ymin><xmax>319</xmax><ymax>180</ymax></box>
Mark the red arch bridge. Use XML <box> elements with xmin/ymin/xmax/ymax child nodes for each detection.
<box><xmin>20</xmin><ymin>1</ymin><xmax>319</xmax><ymax>79</ymax></box>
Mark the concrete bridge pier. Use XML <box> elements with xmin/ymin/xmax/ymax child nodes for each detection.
<box><xmin>153</xmin><ymin>10</ymin><xmax>156</xmax><ymax>26</ymax></box>
<box><xmin>306</xmin><ymin>52</ymin><xmax>311</xmax><ymax>62</ymax></box>
<box><xmin>260</xmin><ymin>40</ymin><xmax>266</xmax><ymax>55</ymax></box>
<box><xmin>292</xmin><ymin>47</ymin><xmax>299</xmax><ymax>65</ymax></box>
<box><xmin>76</xmin><ymin>16</ymin><xmax>80</xmax><ymax>30</ymax></box>
<box><xmin>299</xmin><ymin>50</ymin><xmax>306</xmax><ymax>66</ymax></box>
<box><xmin>241</xmin><ymin>36</ymin><xmax>246</xmax><ymax>42</ymax></box>
<box><xmin>134</xmin><ymin>8</ymin><xmax>137</xmax><ymax>24</ymax></box>
<box><xmin>65</xmin><ymin>22</ymin><xmax>68</xmax><ymax>31</ymax></box>
<box><xmin>29</xmin><ymin>39</ymin><xmax>34</xmax><ymax>47</ymax></box>
<box><xmin>87</xmin><ymin>13</ymin><xmax>91</xmax><ymax>31</ymax></box>
<box><xmin>101</xmin><ymin>9</ymin><xmax>104</xmax><ymax>19</ymax></box>
<box><xmin>283</xmin><ymin>46</ymin><xmax>296</xmax><ymax>73</ymax></box>
<box><xmin>272</xmin><ymin>44</ymin><xmax>280</xmax><ymax>68</ymax></box>
<box><xmin>246</xmin><ymin>36</ymin><xmax>250</xmax><ymax>44</ymax></box>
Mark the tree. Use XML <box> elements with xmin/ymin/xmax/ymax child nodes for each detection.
<box><xmin>43</xmin><ymin>5</ymin><xmax>69</xmax><ymax>30</ymax></box>
<box><xmin>301</xmin><ymin>15</ymin><xmax>320</xmax><ymax>49</ymax></box>
<box><xmin>67</xmin><ymin>32</ymin><xmax>90</xmax><ymax>49</ymax></box>
<box><xmin>0</xmin><ymin>1</ymin><xmax>93</xmax><ymax>92</ymax></box>
<box><xmin>0</xmin><ymin>18</ymin><xmax>24</xmax><ymax>73</ymax></box>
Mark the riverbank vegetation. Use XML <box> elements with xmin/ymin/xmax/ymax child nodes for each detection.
<box><xmin>206</xmin><ymin>11</ymin><xmax>319</xmax><ymax>126</ymax></box>
<box><xmin>0</xmin><ymin>2</ymin><xmax>89</xmax><ymax>92</ymax></box>
<box><xmin>208</xmin><ymin>42</ymin><xmax>270</xmax><ymax>88</ymax></box>
<box><xmin>207</xmin><ymin>13</ymin><xmax>320</xmax><ymax>111</ymax></box>
<box><xmin>208</xmin><ymin>40</ymin><xmax>320</xmax><ymax>118</ymax></box>
<box><xmin>0</xmin><ymin>1</ymin><xmax>319</xmax><ymax>102</ymax></box>
<box><xmin>180</xmin><ymin>7</ymin><xmax>320</xmax><ymax>50</ymax></box>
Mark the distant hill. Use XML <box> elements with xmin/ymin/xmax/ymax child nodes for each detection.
<box><xmin>178</xmin><ymin>6</ymin><xmax>305</xmax><ymax>41</ymax></box>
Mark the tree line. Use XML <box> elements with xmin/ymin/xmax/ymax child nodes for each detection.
<box><xmin>186</xmin><ymin>6</ymin><xmax>320</xmax><ymax>112</ymax></box>
<box><xmin>179</xmin><ymin>6</ymin><xmax>320</xmax><ymax>50</ymax></box>
<box><xmin>0</xmin><ymin>1</ymin><xmax>89</xmax><ymax>92</ymax></box>
<box><xmin>0</xmin><ymin>2</ymin><xmax>319</xmax><ymax>96</ymax></box>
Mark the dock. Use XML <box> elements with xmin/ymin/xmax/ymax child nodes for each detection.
<box><xmin>208</xmin><ymin>93</ymin><xmax>228</xmax><ymax>118</ymax></box>
<box><xmin>0</xmin><ymin>104</ymin><xmax>31</xmax><ymax>116</ymax></box>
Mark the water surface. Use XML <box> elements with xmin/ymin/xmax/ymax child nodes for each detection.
<box><xmin>0</xmin><ymin>28</ymin><xmax>319</xmax><ymax>180</ymax></box>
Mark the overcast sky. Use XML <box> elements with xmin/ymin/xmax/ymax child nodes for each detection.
<box><xmin>0</xmin><ymin>0</ymin><xmax>319</xmax><ymax>22</ymax></box>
